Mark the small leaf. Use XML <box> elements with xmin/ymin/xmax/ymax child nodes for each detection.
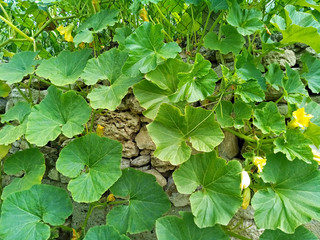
<box><xmin>123</xmin><ymin>22</ymin><xmax>181</xmax><ymax>76</ymax></box>
<box><xmin>26</xmin><ymin>86</ymin><xmax>91</xmax><ymax>146</ymax></box>
<box><xmin>83</xmin><ymin>225</ymin><xmax>130</xmax><ymax>240</ymax></box>
<box><xmin>36</xmin><ymin>49</ymin><xmax>91</xmax><ymax>86</ymax></box>
<box><xmin>107</xmin><ymin>168</ymin><xmax>170</xmax><ymax>234</ymax></box>
<box><xmin>0</xmin><ymin>82</ymin><xmax>11</xmax><ymax>97</ymax></box>
<box><xmin>77</xmin><ymin>9</ymin><xmax>119</xmax><ymax>32</ymax></box>
<box><xmin>0</xmin><ymin>184</ymin><xmax>72</xmax><ymax>240</ymax></box>
<box><xmin>173</xmin><ymin>151</ymin><xmax>242</xmax><ymax>227</ymax></box>
<box><xmin>235</xmin><ymin>80</ymin><xmax>265</xmax><ymax>103</ymax></box>
<box><xmin>148</xmin><ymin>103</ymin><xmax>224</xmax><ymax>165</ymax></box>
<box><xmin>260</xmin><ymin>226</ymin><xmax>318</xmax><ymax>240</ymax></box>
<box><xmin>226</xmin><ymin>0</ymin><xmax>263</xmax><ymax>35</ymax></box>
<box><xmin>301</xmin><ymin>53</ymin><xmax>320</xmax><ymax>93</ymax></box>
<box><xmin>302</xmin><ymin>100</ymin><xmax>320</xmax><ymax>127</ymax></box>
<box><xmin>156</xmin><ymin>211</ymin><xmax>230</xmax><ymax>240</ymax></box>
<box><xmin>56</xmin><ymin>133</ymin><xmax>122</xmax><ymax>202</ymax></box>
<box><xmin>204</xmin><ymin>25</ymin><xmax>244</xmax><ymax>55</ymax></box>
<box><xmin>2</xmin><ymin>148</ymin><xmax>45</xmax><ymax>199</ymax></box>
<box><xmin>0</xmin><ymin>51</ymin><xmax>38</xmax><ymax>84</ymax></box>
<box><xmin>252</xmin><ymin>152</ymin><xmax>320</xmax><ymax>233</ymax></box>
<box><xmin>274</xmin><ymin>129</ymin><xmax>313</xmax><ymax>163</ymax></box>
<box><xmin>253</xmin><ymin>102</ymin><xmax>286</xmax><ymax>135</ymax></box>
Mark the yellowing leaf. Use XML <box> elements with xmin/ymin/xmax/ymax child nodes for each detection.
<box><xmin>0</xmin><ymin>145</ymin><xmax>11</xmax><ymax>160</ymax></box>
<box><xmin>57</xmin><ymin>24</ymin><xmax>74</xmax><ymax>42</ymax></box>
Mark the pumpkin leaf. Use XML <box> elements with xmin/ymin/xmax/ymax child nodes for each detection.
<box><xmin>83</xmin><ymin>225</ymin><xmax>130</xmax><ymax>240</ymax></box>
<box><xmin>260</xmin><ymin>226</ymin><xmax>318</xmax><ymax>240</ymax></box>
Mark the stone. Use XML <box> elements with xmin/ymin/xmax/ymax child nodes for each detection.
<box><xmin>304</xmin><ymin>220</ymin><xmax>320</xmax><ymax>239</ymax></box>
<box><xmin>0</xmin><ymin>98</ymin><xmax>7</xmax><ymax>114</ymax></box>
<box><xmin>169</xmin><ymin>192</ymin><xmax>190</xmax><ymax>207</ymax></box>
<box><xmin>19</xmin><ymin>140</ymin><xmax>29</xmax><ymax>150</ymax></box>
<box><xmin>121</xmin><ymin>158</ymin><xmax>131</xmax><ymax>169</ymax></box>
<box><xmin>140</xmin><ymin>149</ymin><xmax>151</xmax><ymax>155</ymax></box>
<box><xmin>278</xmin><ymin>104</ymin><xmax>288</xmax><ymax>115</ymax></box>
<box><xmin>40</xmin><ymin>146</ymin><xmax>59</xmax><ymax>168</ymax></box>
<box><xmin>213</xmin><ymin>62</ymin><xmax>234</xmax><ymax>78</ymax></box>
<box><xmin>48</xmin><ymin>168</ymin><xmax>60</xmax><ymax>181</ymax></box>
<box><xmin>262</xmin><ymin>49</ymin><xmax>296</xmax><ymax>69</ymax></box>
<box><xmin>151</xmin><ymin>155</ymin><xmax>175</xmax><ymax>173</ymax></box>
<box><xmin>265</xmin><ymin>85</ymin><xmax>283</xmax><ymax>101</ymax></box>
<box><xmin>135</xmin><ymin>165</ymin><xmax>150</xmax><ymax>171</ymax></box>
<box><xmin>144</xmin><ymin>169</ymin><xmax>167</xmax><ymax>187</ymax></box>
<box><xmin>122</xmin><ymin>140</ymin><xmax>139</xmax><ymax>158</ymax></box>
<box><xmin>135</xmin><ymin>126</ymin><xmax>156</xmax><ymax>150</ymax></box>
<box><xmin>311</xmin><ymin>95</ymin><xmax>320</xmax><ymax>104</ymax></box>
<box><xmin>140</xmin><ymin>116</ymin><xmax>152</xmax><ymax>123</ymax></box>
<box><xmin>218</xmin><ymin>131</ymin><xmax>239</xmax><ymax>160</ymax></box>
<box><xmin>96</xmin><ymin>111</ymin><xmax>140</xmax><ymax>141</ymax></box>
<box><xmin>131</xmin><ymin>155</ymin><xmax>150</xmax><ymax>167</ymax></box>
<box><xmin>60</xmin><ymin>174</ymin><xmax>71</xmax><ymax>184</ymax></box>
<box><xmin>237</xmin><ymin>206</ymin><xmax>255</xmax><ymax>220</ymax></box>
<box><xmin>125</xmin><ymin>94</ymin><xmax>145</xmax><ymax>114</ymax></box>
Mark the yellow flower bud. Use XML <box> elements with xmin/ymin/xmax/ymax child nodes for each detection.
<box><xmin>96</xmin><ymin>124</ymin><xmax>105</xmax><ymax>137</ymax></box>
<box><xmin>288</xmin><ymin>108</ymin><xmax>313</xmax><ymax>129</ymax></box>
<box><xmin>253</xmin><ymin>156</ymin><xmax>266</xmax><ymax>173</ymax></box>
<box><xmin>240</xmin><ymin>170</ymin><xmax>250</xmax><ymax>190</ymax></box>
<box><xmin>107</xmin><ymin>193</ymin><xmax>115</xmax><ymax>202</ymax></box>
<box><xmin>57</xmin><ymin>24</ymin><xmax>74</xmax><ymax>42</ymax></box>
<box><xmin>139</xmin><ymin>7</ymin><xmax>149</xmax><ymax>22</ymax></box>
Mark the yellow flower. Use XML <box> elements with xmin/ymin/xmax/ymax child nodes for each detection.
<box><xmin>253</xmin><ymin>156</ymin><xmax>266</xmax><ymax>173</ymax></box>
<box><xmin>288</xmin><ymin>108</ymin><xmax>313</xmax><ymax>129</ymax></box>
<box><xmin>240</xmin><ymin>170</ymin><xmax>250</xmax><ymax>190</ymax></box>
<box><xmin>107</xmin><ymin>193</ymin><xmax>115</xmax><ymax>202</ymax></box>
<box><xmin>57</xmin><ymin>24</ymin><xmax>74</xmax><ymax>42</ymax></box>
<box><xmin>310</xmin><ymin>144</ymin><xmax>320</xmax><ymax>165</ymax></box>
<box><xmin>96</xmin><ymin>124</ymin><xmax>105</xmax><ymax>137</ymax></box>
<box><xmin>139</xmin><ymin>7</ymin><xmax>149</xmax><ymax>22</ymax></box>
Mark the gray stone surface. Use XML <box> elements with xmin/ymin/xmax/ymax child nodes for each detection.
<box><xmin>218</xmin><ymin>131</ymin><xmax>239</xmax><ymax>160</ymax></box>
<box><xmin>122</xmin><ymin>140</ymin><xmax>139</xmax><ymax>158</ymax></box>
<box><xmin>121</xmin><ymin>158</ymin><xmax>131</xmax><ymax>169</ymax></box>
<box><xmin>131</xmin><ymin>155</ymin><xmax>151</xmax><ymax>167</ymax></box>
<box><xmin>262</xmin><ymin>49</ymin><xmax>296</xmax><ymax>69</ymax></box>
<box><xmin>144</xmin><ymin>169</ymin><xmax>167</xmax><ymax>187</ymax></box>
<box><xmin>151</xmin><ymin>155</ymin><xmax>175</xmax><ymax>173</ymax></box>
<box><xmin>0</xmin><ymin>98</ymin><xmax>7</xmax><ymax>114</ymax></box>
<box><xmin>135</xmin><ymin>126</ymin><xmax>156</xmax><ymax>150</ymax></box>
<box><xmin>48</xmin><ymin>168</ymin><xmax>60</xmax><ymax>181</ymax></box>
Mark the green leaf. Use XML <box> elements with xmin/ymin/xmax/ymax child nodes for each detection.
<box><xmin>296</xmin><ymin>0</ymin><xmax>320</xmax><ymax>11</ymax></box>
<box><xmin>0</xmin><ymin>51</ymin><xmax>37</xmax><ymax>84</ymax></box>
<box><xmin>107</xmin><ymin>168</ymin><xmax>170</xmax><ymax>234</ymax></box>
<box><xmin>301</xmin><ymin>53</ymin><xmax>320</xmax><ymax>93</ymax></box>
<box><xmin>235</xmin><ymin>80</ymin><xmax>265</xmax><ymax>103</ymax></box>
<box><xmin>56</xmin><ymin>133</ymin><xmax>122</xmax><ymax>202</ymax></box>
<box><xmin>26</xmin><ymin>86</ymin><xmax>91</xmax><ymax>146</ymax></box>
<box><xmin>123</xmin><ymin>22</ymin><xmax>181</xmax><ymax>76</ymax></box>
<box><xmin>0</xmin><ymin>82</ymin><xmax>10</xmax><ymax>97</ymax></box>
<box><xmin>156</xmin><ymin>211</ymin><xmax>230</xmax><ymax>240</ymax></box>
<box><xmin>302</xmin><ymin>100</ymin><xmax>320</xmax><ymax>126</ymax></box>
<box><xmin>283</xmin><ymin>65</ymin><xmax>307</xmax><ymax>104</ymax></box>
<box><xmin>2</xmin><ymin>148</ymin><xmax>45</xmax><ymax>199</ymax></box>
<box><xmin>265</xmin><ymin>63</ymin><xmax>283</xmax><ymax>90</ymax></box>
<box><xmin>253</xmin><ymin>102</ymin><xmax>286</xmax><ymax>135</ymax></box>
<box><xmin>251</xmin><ymin>152</ymin><xmax>320</xmax><ymax>233</ymax></box>
<box><xmin>0</xmin><ymin>102</ymin><xmax>31</xmax><ymax>145</ymax></box>
<box><xmin>0</xmin><ymin>145</ymin><xmax>11</xmax><ymax>160</ymax></box>
<box><xmin>274</xmin><ymin>129</ymin><xmax>313</xmax><ymax>163</ymax></box>
<box><xmin>216</xmin><ymin>100</ymin><xmax>252</xmax><ymax>129</ymax></box>
<box><xmin>36</xmin><ymin>49</ymin><xmax>91</xmax><ymax>86</ymax></box>
<box><xmin>260</xmin><ymin>226</ymin><xmax>318</xmax><ymax>240</ymax></box>
<box><xmin>205</xmin><ymin>0</ymin><xmax>228</xmax><ymax>12</ymax></box>
<box><xmin>73</xmin><ymin>29</ymin><xmax>94</xmax><ymax>47</ymax></box>
<box><xmin>271</xmin><ymin>5</ymin><xmax>320</xmax><ymax>53</ymax></box>
<box><xmin>304</xmin><ymin>123</ymin><xmax>320</xmax><ymax>148</ymax></box>
<box><xmin>173</xmin><ymin>151</ymin><xmax>242</xmax><ymax>227</ymax></box>
<box><xmin>148</xmin><ymin>104</ymin><xmax>224</xmax><ymax>165</ymax></box>
<box><xmin>83</xmin><ymin>225</ymin><xmax>130</xmax><ymax>240</ymax></box>
<box><xmin>226</xmin><ymin>0</ymin><xmax>263</xmax><ymax>35</ymax></box>
<box><xmin>171</xmin><ymin>54</ymin><xmax>218</xmax><ymax>102</ymax></box>
<box><xmin>204</xmin><ymin>25</ymin><xmax>244</xmax><ymax>55</ymax></box>
<box><xmin>114</xmin><ymin>26</ymin><xmax>132</xmax><ymax>50</ymax></box>
<box><xmin>0</xmin><ymin>184</ymin><xmax>72</xmax><ymax>240</ymax></box>
<box><xmin>77</xmin><ymin>9</ymin><xmax>119</xmax><ymax>32</ymax></box>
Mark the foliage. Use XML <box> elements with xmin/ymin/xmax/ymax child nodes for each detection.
<box><xmin>0</xmin><ymin>0</ymin><xmax>319</xmax><ymax>239</ymax></box>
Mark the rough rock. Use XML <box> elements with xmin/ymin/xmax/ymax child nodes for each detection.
<box><xmin>135</xmin><ymin>165</ymin><xmax>150</xmax><ymax>171</ymax></box>
<box><xmin>60</xmin><ymin>174</ymin><xmax>71</xmax><ymax>184</ymax></box>
<box><xmin>135</xmin><ymin>126</ymin><xmax>156</xmax><ymax>150</ymax></box>
<box><xmin>121</xmin><ymin>158</ymin><xmax>130</xmax><ymax>169</ymax></box>
<box><xmin>48</xmin><ymin>168</ymin><xmax>60</xmax><ymax>181</ymax></box>
<box><xmin>140</xmin><ymin>149</ymin><xmax>151</xmax><ymax>155</ymax></box>
<box><xmin>96</xmin><ymin>111</ymin><xmax>140</xmax><ymax>141</ymax></box>
<box><xmin>311</xmin><ymin>95</ymin><xmax>320</xmax><ymax>104</ymax></box>
<box><xmin>40</xmin><ymin>146</ymin><xmax>59</xmax><ymax>168</ymax></box>
<box><xmin>125</xmin><ymin>94</ymin><xmax>145</xmax><ymax>114</ymax></box>
<box><xmin>151</xmin><ymin>155</ymin><xmax>175</xmax><ymax>173</ymax></box>
<box><xmin>165</xmin><ymin>176</ymin><xmax>190</xmax><ymax>207</ymax></box>
<box><xmin>213</xmin><ymin>62</ymin><xmax>234</xmax><ymax>78</ymax></box>
<box><xmin>262</xmin><ymin>49</ymin><xmax>296</xmax><ymax>69</ymax></box>
<box><xmin>144</xmin><ymin>169</ymin><xmax>167</xmax><ymax>187</ymax></box>
<box><xmin>122</xmin><ymin>140</ymin><xmax>139</xmax><ymax>158</ymax></box>
<box><xmin>278</xmin><ymin>104</ymin><xmax>288</xmax><ymax>115</ymax></box>
<box><xmin>304</xmin><ymin>220</ymin><xmax>320</xmax><ymax>239</ymax></box>
<box><xmin>0</xmin><ymin>98</ymin><xmax>7</xmax><ymax>114</ymax></box>
<box><xmin>131</xmin><ymin>155</ymin><xmax>150</xmax><ymax>167</ymax></box>
<box><xmin>140</xmin><ymin>116</ymin><xmax>152</xmax><ymax>123</ymax></box>
<box><xmin>218</xmin><ymin>131</ymin><xmax>239</xmax><ymax>160</ymax></box>
<box><xmin>265</xmin><ymin>85</ymin><xmax>283</xmax><ymax>101</ymax></box>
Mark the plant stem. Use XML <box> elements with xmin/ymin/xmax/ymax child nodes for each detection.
<box><xmin>0</xmin><ymin>3</ymin><xmax>11</xmax><ymax>22</ymax></box>
<box><xmin>153</xmin><ymin>3</ymin><xmax>182</xmax><ymax>35</ymax></box>
<box><xmin>224</xmin><ymin>128</ymin><xmax>257</xmax><ymax>142</ymax></box>
<box><xmin>209</xmin><ymin>10</ymin><xmax>225</xmax><ymax>33</ymax></box>
<box><xmin>223</xmin><ymin>228</ymin><xmax>253</xmax><ymax>240</ymax></box>
<box><xmin>14</xmin><ymin>83</ymin><xmax>33</xmax><ymax>104</ymax></box>
<box><xmin>58</xmin><ymin>225</ymin><xmax>73</xmax><ymax>232</ymax></box>
<box><xmin>196</xmin><ymin>10</ymin><xmax>212</xmax><ymax>53</ymax></box>
<box><xmin>0</xmin><ymin>15</ymin><xmax>34</xmax><ymax>42</ymax></box>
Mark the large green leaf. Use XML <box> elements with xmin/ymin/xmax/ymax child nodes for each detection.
<box><xmin>251</xmin><ymin>152</ymin><xmax>320</xmax><ymax>233</ymax></box>
<box><xmin>204</xmin><ymin>25</ymin><xmax>244</xmax><ymax>55</ymax></box>
<box><xmin>114</xmin><ymin>26</ymin><xmax>132</xmax><ymax>50</ymax></box>
<box><xmin>156</xmin><ymin>211</ymin><xmax>230</xmax><ymax>240</ymax></box>
<box><xmin>56</xmin><ymin>133</ymin><xmax>122</xmax><ymax>202</ymax></box>
<box><xmin>123</xmin><ymin>22</ymin><xmax>181</xmax><ymax>76</ymax></box>
<box><xmin>260</xmin><ymin>226</ymin><xmax>318</xmax><ymax>240</ymax></box>
<box><xmin>253</xmin><ymin>102</ymin><xmax>286</xmax><ymax>135</ymax></box>
<box><xmin>171</xmin><ymin>54</ymin><xmax>218</xmax><ymax>103</ymax></box>
<box><xmin>205</xmin><ymin>0</ymin><xmax>228</xmax><ymax>12</ymax></box>
<box><xmin>107</xmin><ymin>168</ymin><xmax>171</xmax><ymax>234</ymax></box>
<box><xmin>274</xmin><ymin>129</ymin><xmax>313</xmax><ymax>163</ymax></box>
<box><xmin>173</xmin><ymin>151</ymin><xmax>242</xmax><ymax>227</ymax></box>
<box><xmin>265</xmin><ymin>63</ymin><xmax>283</xmax><ymax>90</ymax></box>
<box><xmin>2</xmin><ymin>148</ymin><xmax>45</xmax><ymax>199</ymax></box>
<box><xmin>148</xmin><ymin>104</ymin><xmax>224</xmax><ymax>165</ymax></box>
<box><xmin>216</xmin><ymin>100</ymin><xmax>252</xmax><ymax>129</ymax></box>
<box><xmin>226</xmin><ymin>0</ymin><xmax>263</xmax><ymax>35</ymax></box>
<box><xmin>0</xmin><ymin>52</ymin><xmax>37</xmax><ymax>84</ymax></box>
<box><xmin>0</xmin><ymin>102</ymin><xmax>31</xmax><ymax>145</ymax></box>
<box><xmin>271</xmin><ymin>5</ymin><xmax>320</xmax><ymax>53</ymax></box>
<box><xmin>83</xmin><ymin>49</ymin><xmax>142</xmax><ymax>110</ymax></box>
<box><xmin>301</xmin><ymin>53</ymin><xmax>320</xmax><ymax>93</ymax></box>
<box><xmin>0</xmin><ymin>184</ymin><xmax>72</xmax><ymax>240</ymax></box>
<box><xmin>0</xmin><ymin>82</ymin><xmax>10</xmax><ymax>97</ymax></box>
<box><xmin>77</xmin><ymin>9</ymin><xmax>119</xmax><ymax>32</ymax></box>
<box><xmin>26</xmin><ymin>86</ymin><xmax>91</xmax><ymax>146</ymax></box>
<box><xmin>36</xmin><ymin>49</ymin><xmax>91</xmax><ymax>86</ymax></box>
<box><xmin>302</xmin><ymin>100</ymin><xmax>320</xmax><ymax>126</ymax></box>
<box><xmin>83</xmin><ymin>225</ymin><xmax>130</xmax><ymax>240</ymax></box>
<box><xmin>235</xmin><ymin>80</ymin><xmax>265</xmax><ymax>103</ymax></box>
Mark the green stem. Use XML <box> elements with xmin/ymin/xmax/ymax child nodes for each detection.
<box><xmin>0</xmin><ymin>38</ymin><xmax>12</xmax><ymax>48</ymax></box>
<box><xmin>58</xmin><ymin>225</ymin><xmax>73</xmax><ymax>232</ymax></box>
<box><xmin>153</xmin><ymin>3</ymin><xmax>182</xmax><ymax>35</ymax></box>
<box><xmin>34</xmin><ymin>19</ymin><xmax>53</xmax><ymax>38</ymax></box>
<box><xmin>0</xmin><ymin>3</ymin><xmax>11</xmax><ymax>22</ymax></box>
<box><xmin>0</xmin><ymin>15</ymin><xmax>34</xmax><ymax>42</ymax></box>
<box><xmin>209</xmin><ymin>10</ymin><xmax>225</xmax><ymax>33</ymax></box>
<box><xmin>35</xmin><ymin>78</ymin><xmax>70</xmax><ymax>91</ymax></box>
<box><xmin>275</xmin><ymin>93</ymin><xmax>284</xmax><ymax>104</ymax></box>
<box><xmin>224</xmin><ymin>128</ymin><xmax>257</xmax><ymax>142</ymax></box>
<box><xmin>14</xmin><ymin>83</ymin><xmax>33</xmax><ymax>104</ymax></box>
<box><xmin>89</xmin><ymin>109</ymin><xmax>96</xmax><ymax>133</ymax></box>
<box><xmin>196</xmin><ymin>10</ymin><xmax>212</xmax><ymax>53</ymax></box>
<box><xmin>223</xmin><ymin>229</ymin><xmax>252</xmax><ymax>240</ymax></box>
